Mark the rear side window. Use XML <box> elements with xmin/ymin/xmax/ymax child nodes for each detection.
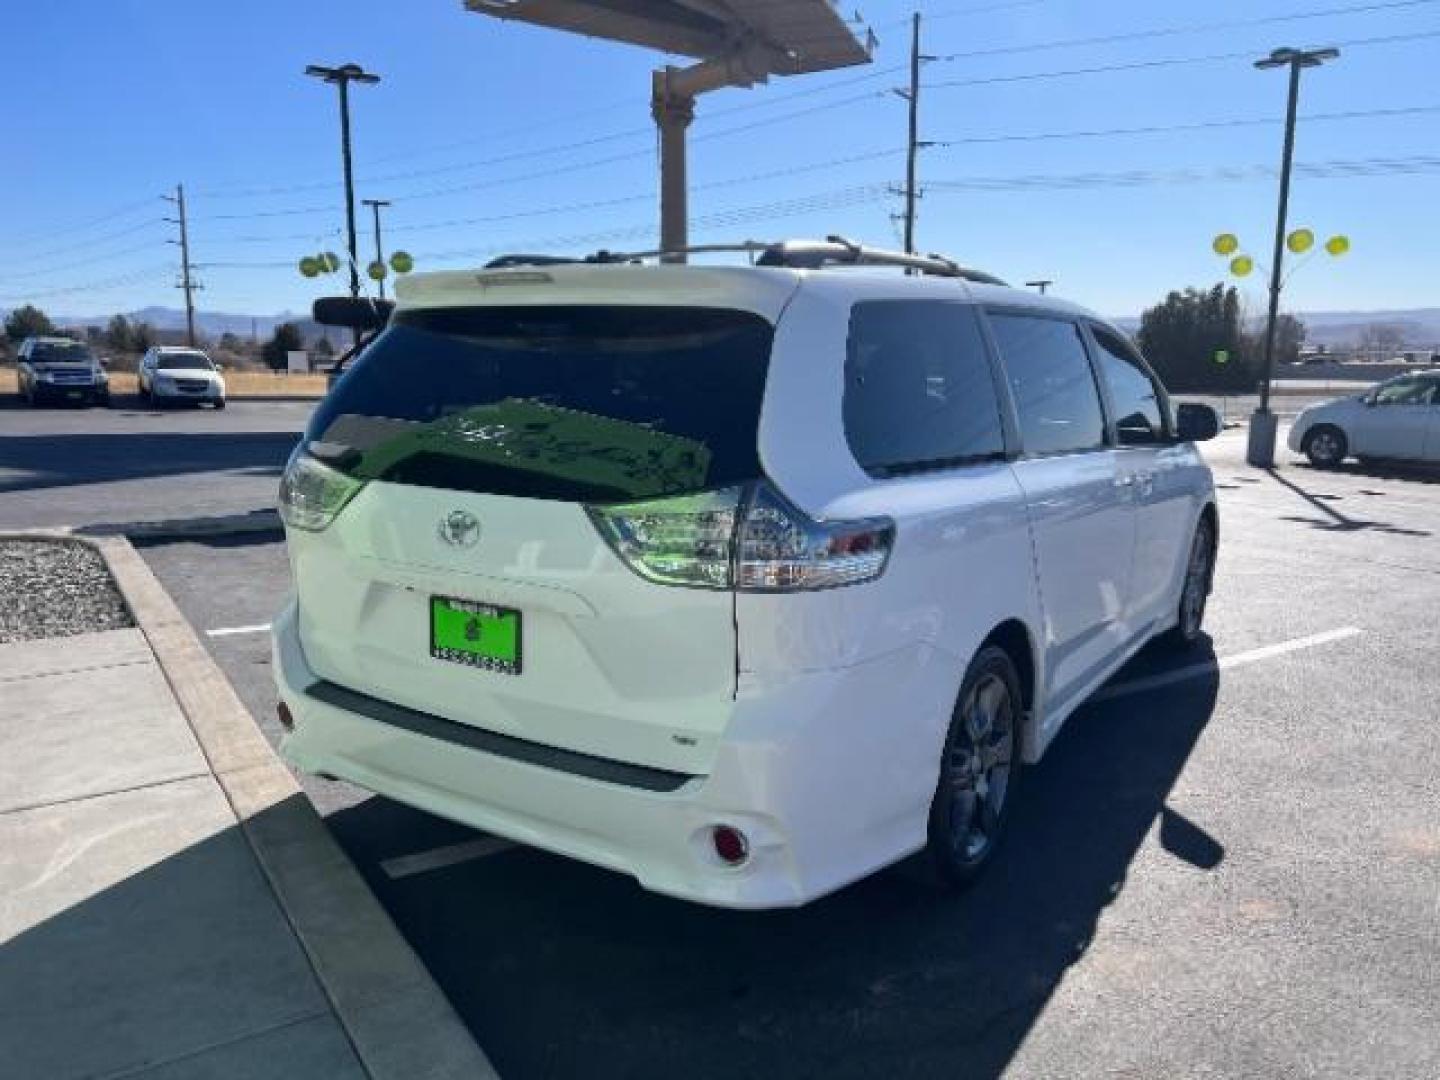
<box><xmin>1089</xmin><ymin>325</ymin><xmax>1167</xmax><ymax>445</ymax></box>
<box><xmin>305</xmin><ymin>306</ymin><xmax>773</xmax><ymax>502</ymax></box>
<box><xmin>844</xmin><ymin>301</ymin><xmax>1006</xmax><ymax>477</ymax></box>
<box><xmin>987</xmin><ymin>313</ymin><xmax>1106</xmax><ymax>457</ymax></box>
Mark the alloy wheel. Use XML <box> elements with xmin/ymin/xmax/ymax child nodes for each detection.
<box><xmin>947</xmin><ymin>672</ymin><xmax>1016</xmax><ymax>864</ymax></box>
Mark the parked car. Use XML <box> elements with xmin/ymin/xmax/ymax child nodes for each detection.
<box><xmin>16</xmin><ymin>336</ymin><xmax>110</xmax><ymax>406</ymax></box>
<box><xmin>1288</xmin><ymin>371</ymin><xmax>1440</xmax><ymax>467</ymax></box>
<box><xmin>272</xmin><ymin>240</ymin><xmax>1221</xmax><ymax>909</ymax></box>
<box><xmin>138</xmin><ymin>346</ymin><xmax>226</xmax><ymax>408</ymax></box>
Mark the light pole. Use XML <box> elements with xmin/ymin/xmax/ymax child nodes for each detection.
<box><xmin>1246</xmin><ymin>45</ymin><xmax>1339</xmax><ymax>468</ymax></box>
<box><xmin>362</xmin><ymin>198</ymin><xmax>391</xmax><ymax>299</ymax></box>
<box><xmin>304</xmin><ymin>63</ymin><xmax>380</xmax><ymax>307</ymax></box>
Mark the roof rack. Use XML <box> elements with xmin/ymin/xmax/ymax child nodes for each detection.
<box><xmin>488</xmin><ymin>237</ymin><xmax>1008</xmax><ymax>286</ymax></box>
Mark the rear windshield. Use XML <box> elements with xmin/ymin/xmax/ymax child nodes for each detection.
<box><xmin>305</xmin><ymin>305</ymin><xmax>773</xmax><ymax>503</ymax></box>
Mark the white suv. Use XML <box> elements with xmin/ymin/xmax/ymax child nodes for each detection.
<box><xmin>272</xmin><ymin>240</ymin><xmax>1220</xmax><ymax>909</ymax></box>
<box><xmin>139</xmin><ymin>346</ymin><xmax>227</xmax><ymax>407</ymax></box>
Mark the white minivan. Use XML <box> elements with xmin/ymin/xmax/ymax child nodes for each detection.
<box><xmin>273</xmin><ymin>240</ymin><xmax>1220</xmax><ymax>909</ymax></box>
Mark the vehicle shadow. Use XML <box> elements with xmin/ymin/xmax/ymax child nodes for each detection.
<box><xmin>0</xmin><ymin>432</ymin><xmax>299</xmax><ymax>495</ymax></box>
<box><xmin>334</xmin><ymin>642</ymin><xmax>1222</xmax><ymax>1080</ymax></box>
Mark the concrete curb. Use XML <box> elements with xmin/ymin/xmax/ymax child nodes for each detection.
<box><xmin>85</xmin><ymin>533</ymin><xmax>500</xmax><ymax>1080</ymax></box>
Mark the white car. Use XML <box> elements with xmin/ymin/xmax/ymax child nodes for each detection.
<box><xmin>1288</xmin><ymin>371</ymin><xmax>1440</xmax><ymax>467</ymax></box>
<box><xmin>138</xmin><ymin>346</ymin><xmax>227</xmax><ymax>408</ymax></box>
<box><xmin>272</xmin><ymin>240</ymin><xmax>1220</xmax><ymax>909</ymax></box>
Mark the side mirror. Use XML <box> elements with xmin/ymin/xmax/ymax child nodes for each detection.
<box><xmin>1175</xmin><ymin>402</ymin><xmax>1221</xmax><ymax>442</ymax></box>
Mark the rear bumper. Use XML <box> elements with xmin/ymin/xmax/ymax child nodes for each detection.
<box><xmin>272</xmin><ymin>600</ymin><xmax>947</xmax><ymax>908</ymax></box>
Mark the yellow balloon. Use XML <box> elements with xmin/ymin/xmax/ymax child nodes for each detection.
<box><xmin>1287</xmin><ymin>228</ymin><xmax>1315</xmax><ymax>254</ymax></box>
<box><xmin>1212</xmin><ymin>233</ymin><xmax>1239</xmax><ymax>256</ymax></box>
<box><xmin>367</xmin><ymin>260</ymin><xmax>387</xmax><ymax>281</ymax></box>
<box><xmin>1229</xmin><ymin>255</ymin><xmax>1254</xmax><ymax>277</ymax></box>
<box><xmin>298</xmin><ymin>256</ymin><xmax>320</xmax><ymax>278</ymax></box>
<box><xmin>389</xmin><ymin>251</ymin><xmax>414</xmax><ymax>274</ymax></box>
<box><xmin>1325</xmin><ymin>234</ymin><xmax>1350</xmax><ymax>257</ymax></box>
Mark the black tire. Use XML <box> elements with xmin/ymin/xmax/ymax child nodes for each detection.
<box><xmin>1303</xmin><ymin>424</ymin><xmax>1347</xmax><ymax>468</ymax></box>
<box><xmin>213</xmin><ymin>399</ymin><xmax>227</xmax><ymax>410</ymax></box>
<box><xmin>922</xmin><ymin>645</ymin><xmax>1024</xmax><ymax>888</ymax></box>
<box><xmin>1163</xmin><ymin>515</ymin><xmax>1215</xmax><ymax>650</ymax></box>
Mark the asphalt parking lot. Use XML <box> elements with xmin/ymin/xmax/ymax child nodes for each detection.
<box><xmin>6</xmin><ymin>397</ymin><xmax>1439</xmax><ymax>1078</ymax></box>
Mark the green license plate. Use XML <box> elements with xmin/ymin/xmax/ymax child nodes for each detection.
<box><xmin>430</xmin><ymin>596</ymin><xmax>521</xmax><ymax>674</ymax></box>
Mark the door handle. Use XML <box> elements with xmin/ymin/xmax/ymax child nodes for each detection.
<box><xmin>1113</xmin><ymin>475</ymin><xmax>1135</xmax><ymax>488</ymax></box>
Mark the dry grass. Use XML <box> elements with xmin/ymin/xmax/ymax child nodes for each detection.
<box><xmin>0</xmin><ymin>366</ymin><xmax>326</xmax><ymax>397</ymax></box>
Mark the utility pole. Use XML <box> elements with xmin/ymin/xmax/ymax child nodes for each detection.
<box><xmin>1026</xmin><ymin>279</ymin><xmax>1053</xmax><ymax>295</ymax></box>
<box><xmin>1246</xmin><ymin>45</ymin><xmax>1339</xmax><ymax>468</ymax></box>
<box><xmin>161</xmin><ymin>183</ymin><xmax>199</xmax><ymax>347</ymax></box>
<box><xmin>902</xmin><ymin>12</ymin><xmax>923</xmax><ymax>255</ymax></box>
<box><xmin>305</xmin><ymin>63</ymin><xmax>380</xmax><ymax>307</ymax></box>
<box><xmin>362</xmin><ymin>198</ymin><xmax>391</xmax><ymax>299</ymax></box>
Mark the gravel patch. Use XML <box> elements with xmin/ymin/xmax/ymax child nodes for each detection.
<box><xmin>0</xmin><ymin>539</ymin><xmax>134</xmax><ymax>643</ymax></box>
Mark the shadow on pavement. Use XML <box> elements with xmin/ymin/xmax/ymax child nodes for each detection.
<box><xmin>0</xmin><ymin>432</ymin><xmax>299</xmax><ymax>495</ymax></box>
<box><xmin>337</xmin><ymin>642</ymin><xmax>1222</xmax><ymax>1080</ymax></box>
<box><xmin>0</xmin><ymin>799</ymin><xmax>359</xmax><ymax>1079</ymax></box>
<box><xmin>1265</xmin><ymin>468</ymin><xmax>1433</xmax><ymax>537</ymax></box>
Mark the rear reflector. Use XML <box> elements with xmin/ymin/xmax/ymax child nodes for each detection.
<box><xmin>712</xmin><ymin>825</ymin><xmax>750</xmax><ymax>867</ymax></box>
<box><xmin>277</xmin><ymin>702</ymin><xmax>295</xmax><ymax>731</ymax></box>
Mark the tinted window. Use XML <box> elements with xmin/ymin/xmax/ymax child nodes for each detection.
<box><xmin>1374</xmin><ymin>376</ymin><xmax>1436</xmax><ymax>405</ymax></box>
<box><xmin>844</xmin><ymin>301</ymin><xmax>1006</xmax><ymax>476</ymax></box>
<box><xmin>306</xmin><ymin>306</ymin><xmax>772</xmax><ymax>502</ymax></box>
<box><xmin>1090</xmin><ymin>325</ymin><xmax>1166</xmax><ymax>445</ymax></box>
<box><xmin>156</xmin><ymin>353</ymin><xmax>214</xmax><ymax>371</ymax></box>
<box><xmin>31</xmin><ymin>341</ymin><xmax>92</xmax><ymax>364</ymax></box>
<box><xmin>987</xmin><ymin>313</ymin><xmax>1106</xmax><ymax>456</ymax></box>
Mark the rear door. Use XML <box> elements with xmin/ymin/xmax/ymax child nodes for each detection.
<box><xmin>288</xmin><ymin>288</ymin><xmax>789</xmax><ymax>775</ymax></box>
<box><xmin>984</xmin><ymin>310</ymin><xmax>1136</xmax><ymax>713</ymax></box>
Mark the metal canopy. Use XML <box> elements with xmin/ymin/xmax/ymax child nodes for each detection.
<box><xmin>465</xmin><ymin>0</ymin><xmax>870</xmax><ymax>75</ymax></box>
<box><xmin>465</xmin><ymin>1</ymin><xmax>873</xmax><ymax>259</ymax></box>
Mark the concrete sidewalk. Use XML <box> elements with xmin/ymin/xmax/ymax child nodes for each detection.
<box><xmin>0</xmin><ymin>537</ymin><xmax>496</xmax><ymax>1080</ymax></box>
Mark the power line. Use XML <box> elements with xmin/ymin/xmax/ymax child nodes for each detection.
<box><xmin>1</xmin><ymin>198</ymin><xmax>157</xmax><ymax>249</ymax></box>
<box><xmin>0</xmin><ymin>264</ymin><xmax>174</xmax><ymax>304</ymax></box>
<box><xmin>932</xmin><ymin>0</ymin><xmax>1440</xmax><ymax>63</ymax></box>
<box><xmin>0</xmin><ymin>238</ymin><xmax>165</xmax><ymax>282</ymax></box>
<box><xmin>930</xmin><ymin>103</ymin><xmax>1440</xmax><ymax>146</ymax></box>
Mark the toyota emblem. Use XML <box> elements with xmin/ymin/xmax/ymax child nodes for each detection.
<box><xmin>437</xmin><ymin>510</ymin><xmax>480</xmax><ymax>548</ymax></box>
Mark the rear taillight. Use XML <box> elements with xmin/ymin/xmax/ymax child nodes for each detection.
<box><xmin>278</xmin><ymin>447</ymin><xmax>365</xmax><ymax>532</ymax></box>
<box><xmin>587</xmin><ymin>481</ymin><xmax>893</xmax><ymax>592</ymax></box>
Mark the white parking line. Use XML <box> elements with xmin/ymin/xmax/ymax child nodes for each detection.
<box><xmin>1093</xmin><ymin>626</ymin><xmax>1364</xmax><ymax>704</ymax></box>
<box><xmin>381</xmin><ymin>836</ymin><xmax>517</xmax><ymax>880</ymax></box>
<box><xmin>207</xmin><ymin>623</ymin><xmax>271</xmax><ymax>638</ymax></box>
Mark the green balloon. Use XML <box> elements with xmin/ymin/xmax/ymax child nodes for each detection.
<box><xmin>319</xmin><ymin>252</ymin><xmax>340</xmax><ymax>273</ymax></box>
<box><xmin>367</xmin><ymin>260</ymin><xmax>387</xmax><ymax>281</ymax></box>
<box><xmin>389</xmin><ymin>250</ymin><xmax>414</xmax><ymax>274</ymax></box>
<box><xmin>298</xmin><ymin>256</ymin><xmax>321</xmax><ymax>278</ymax></box>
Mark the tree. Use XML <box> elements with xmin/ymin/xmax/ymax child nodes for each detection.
<box><xmin>1137</xmin><ymin>284</ymin><xmax>1253</xmax><ymax>392</ymax></box>
<box><xmin>106</xmin><ymin>314</ymin><xmax>134</xmax><ymax>352</ymax></box>
<box><xmin>313</xmin><ymin>337</ymin><xmax>335</xmax><ymax>359</ymax></box>
<box><xmin>4</xmin><ymin>304</ymin><xmax>55</xmax><ymax>342</ymax></box>
<box><xmin>218</xmin><ymin>331</ymin><xmax>242</xmax><ymax>351</ymax></box>
<box><xmin>130</xmin><ymin>321</ymin><xmax>156</xmax><ymax>353</ymax></box>
<box><xmin>261</xmin><ymin>322</ymin><xmax>305</xmax><ymax>370</ymax></box>
<box><xmin>1356</xmin><ymin>322</ymin><xmax>1405</xmax><ymax>359</ymax></box>
<box><xmin>1274</xmin><ymin>313</ymin><xmax>1306</xmax><ymax>366</ymax></box>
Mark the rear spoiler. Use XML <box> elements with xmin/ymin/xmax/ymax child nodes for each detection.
<box><xmin>312</xmin><ymin>296</ymin><xmax>394</xmax><ymax>332</ymax></box>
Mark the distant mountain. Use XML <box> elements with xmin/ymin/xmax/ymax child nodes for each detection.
<box><xmin>36</xmin><ymin>306</ymin><xmax>333</xmax><ymax>346</ymax></box>
<box><xmin>1110</xmin><ymin>308</ymin><xmax>1440</xmax><ymax>346</ymax></box>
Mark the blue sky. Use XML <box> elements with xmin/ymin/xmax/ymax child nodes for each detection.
<box><xmin>1</xmin><ymin>0</ymin><xmax>1437</xmax><ymax>321</ymax></box>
